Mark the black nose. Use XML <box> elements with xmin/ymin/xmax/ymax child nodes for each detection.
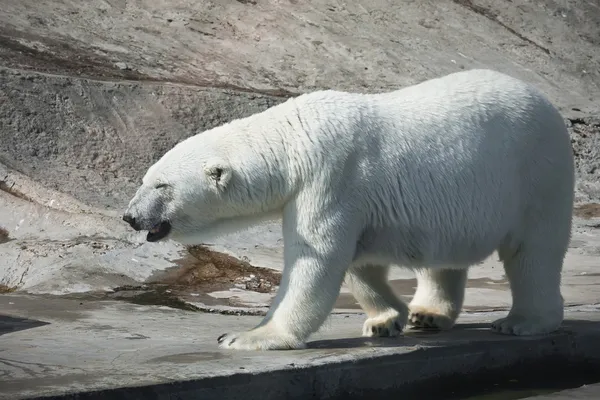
<box><xmin>122</xmin><ymin>214</ymin><xmax>137</xmax><ymax>229</ymax></box>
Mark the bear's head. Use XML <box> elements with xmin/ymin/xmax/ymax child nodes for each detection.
<box><xmin>122</xmin><ymin>148</ymin><xmax>233</xmax><ymax>244</ymax></box>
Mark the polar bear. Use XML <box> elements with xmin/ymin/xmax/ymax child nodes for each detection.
<box><xmin>123</xmin><ymin>69</ymin><xmax>574</xmax><ymax>350</ymax></box>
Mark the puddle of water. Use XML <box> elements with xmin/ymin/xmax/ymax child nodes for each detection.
<box><xmin>109</xmin><ymin>285</ymin><xmax>202</xmax><ymax>311</ymax></box>
<box><xmin>148</xmin><ymin>351</ymin><xmax>228</xmax><ymax>364</ymax></box>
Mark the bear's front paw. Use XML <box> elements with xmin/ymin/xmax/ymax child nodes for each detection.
<box><xmin>408</xmin><ymin>305</ymin><xmax>457</xmax><ymax>330</ymax></box>
<box><xmin>217</xmin><ymin>329</ymin><xmax>306</xmax><ymax>351</ymax></box>
<box><xmin>362</xmin><ymin>309</ymin><xmax>406</xmax><ymax>337</ymax></box>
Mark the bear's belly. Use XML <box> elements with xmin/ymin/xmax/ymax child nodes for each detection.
<box><xmin>353</xmin><ymin>225</ymin><xmax>504</xmax><ymax>268</ymax></box>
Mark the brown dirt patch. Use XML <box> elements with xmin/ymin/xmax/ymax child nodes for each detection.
<box><xmin>157</xmin><ymin>245</ymin><xmax>281</xmax><ymax>293</ymax></box>
<box><xmin>0</xmin><ymin>284</ymin><xmax>16</xmax><ymax>293</ymax></box>
<box><xmin>574</xmin><ymin>203</ymin><xmax>600</xmax><ymax>219</ymax></box>
<box><xmin>105</xmin><ymin>245</ymin><xmax>281</xmax><ymax>311</ymax></box>
<box><xmin>0</xmin><ymin>226</ymin><xmax>10</xmax><ymax>244</ymax></box>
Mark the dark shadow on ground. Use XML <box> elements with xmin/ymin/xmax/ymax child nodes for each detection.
<box><xmin>307</xmin><ymin>319</ymin><xmax>600</xmax><ymax>350</ymax></box>
<box><xmin>0</xmin><ymin>314</ymin><xmax>49</xmax><ymax>336</ymax></box>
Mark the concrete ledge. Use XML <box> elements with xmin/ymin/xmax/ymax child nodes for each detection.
<box><xmin>528</xmin><ymin>383</ymin><xmax>600</xmax><ymax>399</ymax></box>
<box><xmin>2</xmin><ymin>295</ymin><xmax>600</xmax><ymax>399</ymax></box>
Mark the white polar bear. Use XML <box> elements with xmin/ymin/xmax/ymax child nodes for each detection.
<box><xmin>123</xmin><ymin>69</ymin><xmax>574</xmax><ymax>351</ymax></box>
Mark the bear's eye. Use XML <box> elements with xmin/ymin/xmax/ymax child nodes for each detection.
<box><xmin>155</xmin><ymin>183</ymin><xmax>169</xmax><ymax>189</ymax></box>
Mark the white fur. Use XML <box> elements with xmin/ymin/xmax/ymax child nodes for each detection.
<box><xmin>125</xmin><ymin>69</ymin><xmax>575</xmax><ymax>350</ymax></box>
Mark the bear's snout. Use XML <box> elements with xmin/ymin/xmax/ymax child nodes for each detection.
<box><xmin>122</xmin><ymin>213</ymin><xmax>141</xmax><ymax>231</ymax></box>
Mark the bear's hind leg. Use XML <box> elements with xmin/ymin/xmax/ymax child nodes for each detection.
<box><xmin>408</xmin><ymin>268</ymin><xmax>467</xmax><ymax>330</ymax></box>
<box><xmin>492</xmin><ymin>241</ymin><xmax>565</xmax><ymax>335</ymax></box>
<box><xmin>346</xmin><ymin>265</ymin><xmax>409</xmax><ymax>337</ymax></box>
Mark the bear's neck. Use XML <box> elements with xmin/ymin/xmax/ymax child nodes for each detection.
<box><xmin>219</xmin><ymin>120</ymin><xmax>300</xmax><ymax>215</ymax></box>
<box><xmin>218</xmin><ymin>92</ymin><xmax>360</xmax><ymax>215</ymax></box>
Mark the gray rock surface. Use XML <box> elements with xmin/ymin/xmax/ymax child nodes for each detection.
<box><xmin>0</xmin><ymin>0</ymin><xmax>599</xmax><ymax>310</ymax></box>
<box><xmin>0</xmin><ymin>69</ymin><xmax>283</xmax><ymax>209</ymax></box>
<box><xmin>1</xmin><ymin>295</ymin><xmax>600</xmax><ymax>400</ymax></box>
<box><xmin>1</xmin><ymin>0</ymin><xmax>598</xmax><ymax>103</ymax></box>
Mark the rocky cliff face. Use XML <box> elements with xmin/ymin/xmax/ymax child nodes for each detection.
<box><xmin>1</xmin><ymin>0</ymin><xmax>599</xmax><ymax>304</ymax></box>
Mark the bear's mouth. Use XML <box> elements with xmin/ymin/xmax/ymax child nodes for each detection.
<box><xmin>147</xmin><ymin>221</ymin><xmax>171</xmax><ymax>242</ymax></box>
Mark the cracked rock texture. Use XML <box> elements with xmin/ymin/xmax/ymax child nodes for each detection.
<box><xmin>0</xmin><ymin>0</ymin><xmax>599</xmax><ymax>302</ymax></box>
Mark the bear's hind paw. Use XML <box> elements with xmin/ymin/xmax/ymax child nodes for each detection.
<box><xmin>491</xmin><ymin>315</ymin><xmax>561</xmax><ymax>336</ymax></box>
<box><xmin>362</xmin><ymin>309</ymin><xmax>406</xmax><ymax>337</ymax></box>
<box><xmin>408</xmin><ymin>305</ymin><xmax>457</xmax><ymax>331</ymax></box>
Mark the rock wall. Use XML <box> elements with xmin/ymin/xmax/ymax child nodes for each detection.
<box><xmin>0</xmin><ymin>0</ymin><xmax>598</xmax><ymax>297</ymax></box>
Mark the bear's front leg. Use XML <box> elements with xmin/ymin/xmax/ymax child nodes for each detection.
<box><xmin>217</xmin><ymin>220</ymin><xmax>356</xmax><ymax>350</ymax></box>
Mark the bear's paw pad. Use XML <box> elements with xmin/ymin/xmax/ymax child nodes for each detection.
<box><xmin>408</xmin><ymin>305</ymin><xmax>455</xmax><ymax>331</ymax></box>
<box><xmin>362</xmin><ymin>310</ymin><xmax>405</xmax><ymax>337</ymax></box>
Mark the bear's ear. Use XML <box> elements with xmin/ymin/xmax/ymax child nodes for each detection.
<box><xmin>203</xmin><ymin>158</ymin><xmax>232</xmax><ymax>190</ymax></box>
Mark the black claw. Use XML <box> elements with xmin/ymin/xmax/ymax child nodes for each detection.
<box><xmin>217</xmin><ymin>333</ymin><xmax>227</xmax><ymax>343</ymax></box>
<box><xmin>230</xmin><ymin>338</ymin><xmax>236</xmax><ymax>345</ymax></box>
